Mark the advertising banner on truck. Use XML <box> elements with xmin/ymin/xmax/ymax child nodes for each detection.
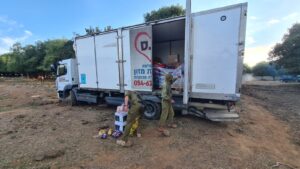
<box><xmin>130</xmin><ymin>26</ymin><xmax>153</xmax><ymax>91</ymax></box>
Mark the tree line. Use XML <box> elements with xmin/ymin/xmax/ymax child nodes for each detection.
<box><xmin>0</xmin><ymin>26</ymin><xmax>116</xmax><ymax>77</ymax></box>
<box><xmin>245</xmin><ymin>23</ymin><xmax>300</xmax><ymax>77</ymax></box>
<box><xmin>0</xmin><ymin>39</ymin><xmax>75</xmax><ymax>76</ymax></box>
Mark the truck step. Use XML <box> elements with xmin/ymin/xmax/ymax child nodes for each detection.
<box><xmin>187</xmin><ymin>104</ymin><xmax>239</xmax><ymax>122</ymax></box>
<box><xmin>206</xmin><ymin>113</ymin><xmax>239</xmax><ymax>122</ymax></box>
<box><xmin>76</xmin><ymin>93</ymin><xmax>98</xmax><ymax>103</ymax></box>
<box><xmin>205</xmin><ymin>109</ymin><xmax>239</xmax><ymax>122</ymax></box>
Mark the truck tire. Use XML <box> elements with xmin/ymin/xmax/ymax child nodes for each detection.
<box><xmin>70</xmin><ymin>90</ymin><xmax>78</xmax><ymax>106</ymax></box>
<box><xmin>143</xmin><ymin>101</ymin><xmax>161</xmax><ymax>120</ymax></box>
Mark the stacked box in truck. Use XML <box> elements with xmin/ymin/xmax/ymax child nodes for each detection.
<box><xmin>57</xmin><ymin>3</ymin><xmax>247</xmax><ymax>121</ymax></box>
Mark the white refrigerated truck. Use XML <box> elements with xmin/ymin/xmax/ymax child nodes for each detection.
<box><xmin>55</xmin><ymin>3</ymin><xmax>247</xmax><ymax>121</ymax></box>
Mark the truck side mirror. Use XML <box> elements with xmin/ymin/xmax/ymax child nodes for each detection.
<box><xmin>50</xmin><ymin>64</ymin><xmax>56</xmax><ymax>72</ymax></box>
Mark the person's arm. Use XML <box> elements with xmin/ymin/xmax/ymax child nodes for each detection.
<box><xmin>172</xmin><ymin>75</ymin><xmax>181</xmax><ymax>84</ymax></box>
<box><xmin>124</xmin><ymin>95</ymin><xmax>129</xmax><ymax>112</ymax></box>
<box><xmin>172</xmin><ymin>78</ymin><xmax>177</xmax><ymax>84</ymax></box>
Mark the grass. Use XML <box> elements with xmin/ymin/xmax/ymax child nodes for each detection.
<box><xmin>0</xmin><ymin>106</ymin><xmax>11</xmax><ymax>113</ymax></box>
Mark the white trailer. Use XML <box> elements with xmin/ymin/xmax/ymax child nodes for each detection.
<box><xmin>55</xmin><ymin>3</ymin><xmax>248</xmax><ymax>121</ymax></box>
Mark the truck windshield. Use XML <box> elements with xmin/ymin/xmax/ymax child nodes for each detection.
<box><xmin>57</xmin><ymin>64</ymin><xmax>67</xmax><ymax>76</ymax></box>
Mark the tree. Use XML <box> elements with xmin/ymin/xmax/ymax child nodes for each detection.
<box><xmin>252</xmin><ymin>62</ymin><xmax>277</xmax><ymax>79</ymax></box>
<box><xmin>0</xmin><ymin>53</ymin><xmax>12</xmax><ymax>73</ymax></box>
<box><xmin>60</xmin><ymin>40</ymin><xmax>75</xmax><ymax>59</ymax></box>
<box><xmin>85</xmin><ymin>26</ymin><xmax>101</xmax><ymax>35</ymax></box>
<box><xmin>0</xmin><ymin>54</ymin><xmax>9</xmax><ymax>72</ymax></box>
<box><xmin>0</xmin><ymin>56</ymin><xmax>6</xmax><ymax>72</ymax></box>
<box><xmin>35</xmin><ymin>41</ymin><xmax>47</xmax><ymax>72</ymax></box>
<box><xmin>7</xmin><ymin>43</ymin><xmax>26</xmax><ymax>73</ymax></box>
<box><xmin>104</xmin><ymin>26</ymin><xmax>113</xmax><ymax>31</ymax></box>
<box><xmin>42</xmin><ymin>39</ymin><xmax>75</xmax><ymax>71</ymax></box>
<box><xmin>144</xmin><ymin>4</ymin><xmax>185</xmax><ymax>22</ymax></box>
<box><xmin>243</xmin><ymin>63</ymin><xmax>252</xmax><ymax>74</ymax></box>
<box><xmin>0</xmin><ymin>39</ymin><xmax>75</xmax><ymax>75</ymax></box>
<box><xmin>269</xmin><ymin>23</ymin><xmax>300</xmax><ymax>74</ymax></box>
<box><xmin>85</xmin><ymin>26</ymin><xmax>113</xmax><ymax>35</ymax></box>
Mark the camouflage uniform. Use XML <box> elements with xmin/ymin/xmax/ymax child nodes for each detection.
<box><xmin>159</xmin><ymin>74</ymin><xmax>175</xmax><ymax>126</ymax></box>
<box><xmin>120</xmin><ymin>91</ymin><xmax>143</xmax><ymax>142</ymax></box>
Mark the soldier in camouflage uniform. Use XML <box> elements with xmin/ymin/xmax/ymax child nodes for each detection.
<box><xmin>117</xmin><ymin>91</ymin><xmax>143</xmax><ymax>147</ymax></box>
<box><xmin>158</xmin><ymin>74</ymin><xmax>177</xmax><ymax>135</ymax></box>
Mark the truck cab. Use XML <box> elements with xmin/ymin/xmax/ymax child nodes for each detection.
<box><xmin>56</xmin><ymin>58</ymin><xmax>78</xmax><ymax>99</ymax></box>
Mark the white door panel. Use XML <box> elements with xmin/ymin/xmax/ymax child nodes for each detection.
<box><xmin>122</xmin><ymin>30</ymin><xmax>132</xmax><ymax>91</ymax></box>
<box><xmin>123</xmin><ymin>26</ymin><xmax>153</xmax><ymax>92</ymax></box>
<box><xmin>76</xmin><ymin>37</ymin><xmax>98</xmax><ymax>89</ymax></box>
<box><xmin>95</xmin><ymin>32</ymin><xmax>120</xmax><ymax>90</ymax></box>
<box><xmin>191</xmin><ymin>7</ymin><xmax>241</xmax><ymax>95</ymax></box>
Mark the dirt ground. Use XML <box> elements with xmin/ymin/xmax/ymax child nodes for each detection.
<box><xmin>0</xmin><ymin>78</ymin><xmax>300</xmax><ymax>169</ymax></box>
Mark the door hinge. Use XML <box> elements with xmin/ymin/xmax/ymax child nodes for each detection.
<box><xmin>116</xmin><ymin>60</ymin><xmax>126</xmax><ymax>63</ymax></box>
<box><xmin>116</xmin><ymin>35</ymin><xmax>123</xmax><ymax>39</ymax></box>
<box><xmin>238</xmin><ymin>41</ymin><xmax>244</xmax><ymax>46</ymax></box>
<box><xmin>239</xmin><ymin>50</ymin><xmax>245</xmax><ymax>56</ymax></box>
<box><xmin>190</xmin><ymin>54</ymin><xmax>193</xmax><ymax>60</ymax></box>
<box><xmin>117</xmin><ymin>83</ymin><xmax>127</xmax><ymax>86</ymax></box>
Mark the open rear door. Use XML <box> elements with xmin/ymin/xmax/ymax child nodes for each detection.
<box><xmin>123</xmin><ymin>26</ymin><xmax>153</xmax><ymax>92</ymax></box>
<box><xmin>190</xmin><ymin>3</ymin><xmax>247</xmax><ymax>101</ymax></box>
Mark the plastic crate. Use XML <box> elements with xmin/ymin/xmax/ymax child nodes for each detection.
<box><xmin>115</xmin><ymin>121</ymin><xmax>127</xmax><ymax>132</ymax></box>
<box><xmin>115</xmin><ymin>111</ymin><xmax>128</xmax><ymax>122</ymax></box>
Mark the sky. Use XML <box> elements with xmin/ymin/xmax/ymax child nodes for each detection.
<box><xmin>0</xmin><ymin>0</ymin><xmax>299</xmax><ymax>67</ymax></box>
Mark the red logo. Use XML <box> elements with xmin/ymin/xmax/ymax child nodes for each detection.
<box><xmin>134</xmin><ymin>32</ymin><xmax>152</xmax><ymax>63</ymax></box>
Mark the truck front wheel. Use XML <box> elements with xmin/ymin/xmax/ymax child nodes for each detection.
<box><xmin>70</xmin><ymin>90</ymin><xmax>78</xmax><ymax>106</ymax></box>
<box><xmin>143</xmin><ymin>101</ymin><xmax>161</xmax><ymax>120</ymax></box>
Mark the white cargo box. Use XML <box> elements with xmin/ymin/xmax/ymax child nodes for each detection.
<box><xmin>74</xmin><ymin>3</ymin><xmax>247</xmax><ymax>101</ymax></box>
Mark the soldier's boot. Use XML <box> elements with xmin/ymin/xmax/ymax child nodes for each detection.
<box><xmin>116</xmin><ymin>140</ymin><xmax>133</xmax><ymax>147</ymax></box>
<box><xmin>162</xmin><ymin>129</ymin><xmax>170</xmax><ymax>137</ymax></box>
<box><xmin>168</xmin><ymin>124</ymin><xmax>177</xmax><ymax>128</ymax></box>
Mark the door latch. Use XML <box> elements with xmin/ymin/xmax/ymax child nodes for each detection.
<box><xmin>116</xmin><ymin>60</ymin><xmax>126</xmax><ymax>63</ymax></box>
